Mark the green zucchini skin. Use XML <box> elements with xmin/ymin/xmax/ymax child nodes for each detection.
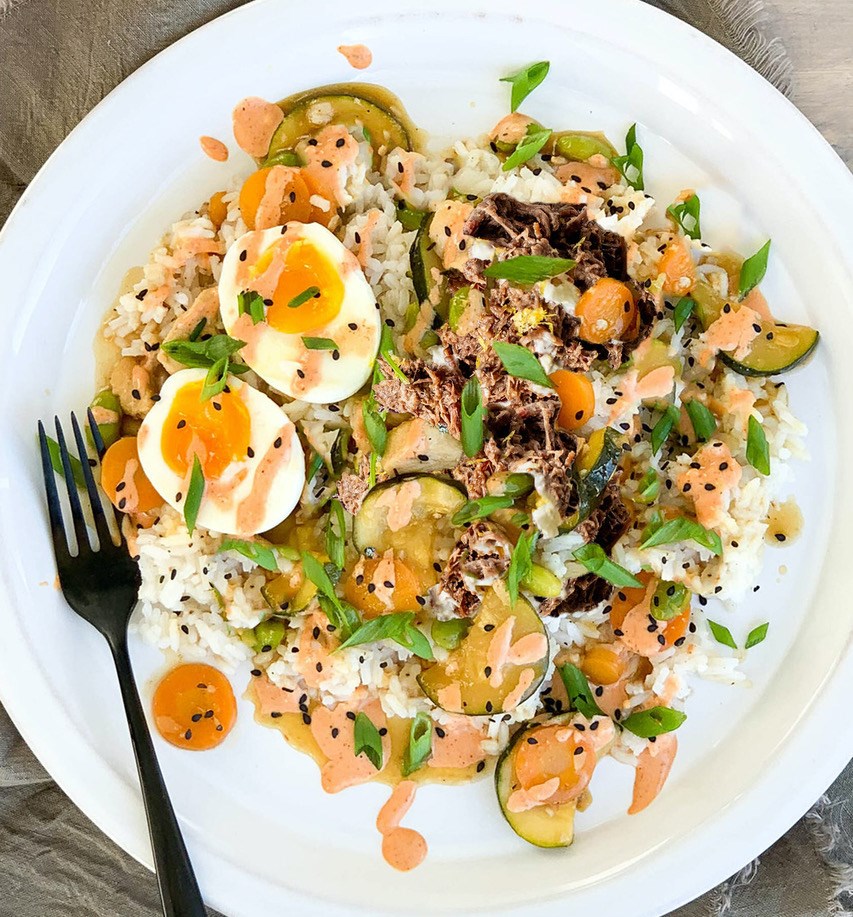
<box><xmin>495</xmin><ymin>714</ymin><xmax>577</xmax><ymax>848</ymax></box>
<box><xmin>692</xmin><ymin>280</ymin><xmax>818</xmax><ymax>377</ymax></box>
<box><xmin>409</xmin><ymin>215</ymin><xmax>449</xmax><ymax>319</ymax></box>
<box><xmin>719</xmin><ymin>325</ymin><xmax>819</xmax><ymax>376</ymax></box>
<box><xmin>351</xmin><ymin>473</ymin><xmax>465</xmax><ymax>554</ymax></box>
<box><xmin>564</xmin><ymin>427</ymin><xmax>621</xmax><ymax>531</ymax></box>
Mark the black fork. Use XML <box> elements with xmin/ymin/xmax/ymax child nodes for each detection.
<box><xmin>37</xmin><ymin>412</ymin><xmax>206</xmax><ymax>917</ymax></box>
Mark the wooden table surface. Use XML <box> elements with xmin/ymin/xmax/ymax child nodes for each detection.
<box><xmin>768</xmin><ymin>0</ymin><xmax>852</xmax><ymax>166</ymax></box>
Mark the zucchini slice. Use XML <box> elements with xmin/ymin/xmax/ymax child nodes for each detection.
<box><xmin>720</xmin><ymin>322</ymin><xmax>819</xmax><ymax>377</ymax></box>
<box><xmin>266</xmin><ymin>84</ymin><xmax>414</xmax><ymax>164</ymax></box>
<box><xmin>565</xmin><ymin>427</ymin><xmax>621</xmax><ymax>528</ymax></box>
<box><xmin>410</xmin><ymin>214</ymin><xmax>449</xmax><ymax>320</ymax></box>
<box><xmin>691</xmin><ymin>280</ymin><xmax>818</xmax><ymax>377</ymax></box>
<box><xmin>495</xmin><ymin>712</ymin><xmax>614</xmax><ymax>848</ymax></box>
<box><xmin>352</xmin><ymin>475</ymin><xmax>466</xmax><ymax>587</ymax></box>
<box><xmin>418</xmin><ymin>588</ymin><xmax>549</xmax><ymax>716</ymax></box>
<box><xmin>547</xmin><ymin>131</ymin><xmax>617</xmax><ymax>162</ymax></box>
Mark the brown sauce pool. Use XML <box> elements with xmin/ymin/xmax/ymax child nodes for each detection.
<box><xmin>248</xmin><ymin>682</ymin><xmax>491</xmax><ymax>788</ymax></box>
<box><xmin>765</xmin><ymin>497</ymin><xmax>803</xmax><ymax>546</ymax></box>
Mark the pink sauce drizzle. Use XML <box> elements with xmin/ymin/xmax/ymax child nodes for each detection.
<box><xmin>376</xmin><ymin>781</ymin><xmax>428</xmax><ymax>871</ymax></box>
<box><xmin>199</xmin><ymin>136</ymin><xmax>229</xmax><ymax>162</ymax></box>
<box><xmin>337</xmin><ymin>43</ymin><xmax>373</xmax><ymax>70</ymax></box>
<box><xmin>232</xmin><ymin>97</ymin><xmax>284</xmax><ymax>159</ymax></box>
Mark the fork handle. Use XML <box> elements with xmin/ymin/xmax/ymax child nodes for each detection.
<box><xmin>109</xmin><ymin>636</ymin><xmax>207</xmax><ymax>917</ymax></box>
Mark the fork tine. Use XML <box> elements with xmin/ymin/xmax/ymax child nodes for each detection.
<box><xmin>86</xmin><ymin>407</ymin><xmax>107</xmax><ymax>459</ymax></box>
<box><xmin>53</xmin><ymin>416</ymin><xmax>91</xmax><ymax>554</ymax></box>
<box><xmin>37</xmin><ymin>420</ymin><xmax>72</xmax><ymax>565</ymax></box>
<box><xmin>71</xmin><ymin>411</ymin><xmax>116</xmax><ymax>550</ymax></box>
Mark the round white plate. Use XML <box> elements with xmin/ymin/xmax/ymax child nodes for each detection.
<box><xmin>1</xmin><ymin>0</ymin><xmax>851</xmax><ymax>914</ymax></box>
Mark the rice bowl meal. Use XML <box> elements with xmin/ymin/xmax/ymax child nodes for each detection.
<box><xmin>71</xmin><ymin>59</ymin><xmax>818</xmax><ymax>870</ymax></box>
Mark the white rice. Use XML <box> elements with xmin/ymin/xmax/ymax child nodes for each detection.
<box><xmin>114</xmin><ymin>124</ymin><xmax>808</xmax><ymax>767</ymax></box>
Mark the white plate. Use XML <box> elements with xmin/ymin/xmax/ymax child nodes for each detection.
<box><xmin>1</xmin><ymin>0</ymin><xmax>851</xmax><ymax>914</ymax></box>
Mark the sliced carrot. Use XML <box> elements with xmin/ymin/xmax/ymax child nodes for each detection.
<box><xmin>659</xmin><ymin>237</ymin><xmax>696</xmax><ymax>295</ymax></box>
<box><xmin>550</xmin><ymin>370</ymin><xmax>596</xmax><ymax>430</ymax></box>
<box><xmin>239</xmin><ymin>166</ymin><xmax>333</xmax><ymax>231</ymax></box>
<box><xmin>575</xmin><ymin>278</ymin><xmax>637</xmax><ymax>344</ymax></box>
<box><xmin>153</xmin><ymin>663</ymin><xmax>236</xmax><ymax>751</ymax></box>
<box><xmin>514</xmin><ymin>724</ymin><xmax>595</xmax><ymax>804</ymax></box>
<box><xmin>343</xmin><ymin>555</ymin><xmax>422</xmax><ymax>619</ymax></box>
<box><xmin>580</xmin><ymin>644</ymin><xmax>623</xmax><ymax>685</ymax></box>
<box><xmin>101</xmin><ymin>436</ymin><xmax>162</xmax><ymax>514</ymax></box>
<box><xmin>609</xmin><ymin>572</ymin><xmax>653</xmax><ymax>631</ymax></box>
<box><xmin>208</xmin><ymin>190</ymin><xmax>228</xmax><ymax>228</ymax></box>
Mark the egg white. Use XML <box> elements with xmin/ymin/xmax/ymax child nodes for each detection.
<box><xmin>137</xmin><ymin>368</ymin><xmax>305</xmax><ymax>536</ymax></box>
<box><xmin>218</xmin><ymin>223</ymin><xmax>380</xmax><ymax>404</ymax></box>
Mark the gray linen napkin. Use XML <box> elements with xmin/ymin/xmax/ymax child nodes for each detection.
<box><xmin>0</xmin><ymin>2</ymin><xmax>850</xmax><ymax>915</ymax></box>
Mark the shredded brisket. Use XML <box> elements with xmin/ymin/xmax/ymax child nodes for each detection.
<box><xmin>337</xmin><ymin>472</ymin><xmax>371</xmax><ymax>516</ymax></box>
<box><xmin>373</xmin><ymin>359</ymin><xmax>464</xmax><ymax>436</ymax></box>
<box><xmin>542</xmin><ymin>482</ymin><xmax>632</xmax><ymax>614</ymax></box>
<box><xmin>439</xmin><ymin>521</ymin><xmax>514</xmax><ymax>616</ymax></box>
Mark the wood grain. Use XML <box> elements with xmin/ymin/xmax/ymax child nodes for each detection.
<box><xmin>765</xmin><ymin>0</ymin><xmax>853</xmax><ymax>166</ymax></box>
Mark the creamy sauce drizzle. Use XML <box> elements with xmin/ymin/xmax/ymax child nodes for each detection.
<box><xmin>337</xmin><ymin>43</ymin><xmax>373</xmax><ymax>70</ymax></box>
<box><xmin>199</xmin><ymin>135</ymin><xmax>229</xmax><ymax>162</ymax></box>
<box><xmin>377</xmin><ymin>781</ymin><xmax>427</xmax><ymax>871</ymax></box>
<box><xmin>232</xmin><ymin>97</ymin><xmax>284</xmax><ymax>159</ymax></box>
<box><xmin>236</xmin><ymin>423</ymin><xmax>294</xmax><ymax>533</ymax></box>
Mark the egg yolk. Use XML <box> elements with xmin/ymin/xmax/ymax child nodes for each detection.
<box><xmin>160</xmin><ymin>380</ymin><xmax>251</xmax><ymax>480</ymax></box>
<box><xmin>265</xmin><ymin>238</ymin><xmax>344</xmax><ymax>334</ymax></box>
<box><xmin>152</xmin><ymin>663</ymin><xmax>237</xmax><ymax>751</ymax></box>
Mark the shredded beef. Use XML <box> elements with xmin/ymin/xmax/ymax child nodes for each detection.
<box><xmin>463</xmin><ymin>193</ymin><xmax>628</xmax><ymax>288</ymax></box>
<box><xmin>337</xmin><ymin>472</ymin><xmax>370</xmax><ymax>515</ymax></box>
<box><xmin>439</xmin><ymin>522</ymin><xmax>513</xmax><ymax>616</ymax></box>
<box><xmin>373</xmin><ymin>359</ymin><xmax>465</xmax><ymax>436</ymax></box>
<box><xmin>545</xmin><ymin>482</ymin><xmax>632</xmax><ymax>614</ymax></box>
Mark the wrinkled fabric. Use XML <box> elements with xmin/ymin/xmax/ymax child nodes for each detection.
<box><xmin>1</xmin><ymin>1</ymin><xmax>850</xmax><ymax>915</ymax></box>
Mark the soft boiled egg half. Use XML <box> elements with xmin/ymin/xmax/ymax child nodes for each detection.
<box><xmin>218</xmin><ymin>222</ymin><xmax>381</xmax><ymax>403</ymax></box>
<box><xmin>137</xmin><ymin>368</ymin><xmax>304</xmax><ymax>535</ymax></box>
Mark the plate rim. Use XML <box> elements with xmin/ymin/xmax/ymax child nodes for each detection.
<box><xmin>1</xmin><ymin>0</ymin><xmax>852</xmax><ymax>915</ymax></box>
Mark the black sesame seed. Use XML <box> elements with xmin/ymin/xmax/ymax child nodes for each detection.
<box><xmin>247</xmin><ymin>446</ymin><xmax>255</xmax><ymax>458</ymax></box>
<box><xmin>331</xmin><ymin>727</ymin><xmax>339</xmax><ymax>738</ymax></box>
<box><xmin>476</xmin><ymin>760</ymin><xmax>486</xmax><ymax>773</ymax></box>
<box><xmin>485</xmin><ymin>701</ymin><xmax>493</xmax><ymax>713</ymax></box>
<box><xmin>118</xmin><ymin>497</ymin><xmax>127</xmax><ymax>510</ymax></box>
<box><xmin>302</xmin><ymin>713</ymin><xmax>312</xmax><ymax>725</ymax></box>
<box><xmin>136</xmin><ymin>289</ymin><xmax>148</xmax><ymax>300</ymax></box>
<box><xmin>775</xmin><ymin>532</ymin><xmax>786</xmax><ymax>542</ymax></box>
<box><xmin>484</xmin><ymin>666</ymin><xmax>492</xmax><ymax>677</ymax></box>
<box><xmin>367</xmin><ymin>583</ymin><xmax>376</xmax><ymax>593</ymax></box>
<box><xmin>212</xmin><ymin>401</ymin><xmax>222</xmax><ymax>411</ymax></box>
<box><xmin>348</xmin><ymin>322</ymin><xmax>358</xmax><ymax>331</ymax></box>
<box><xmin>296</xmin><ymin>369</ymin><xmax>305</xmax><ymax>379</ymax></box>
<box><xmin>321</xmin><ymin>159</ymin><xmax>333</xmax><ymax>168</ymax></box>
<box><xmin>346</xmin><ymin>711</ymin><xmax>357</xmax><ymax>720</ymax></box>
<box><xmin>270</xmin><ymin>711</ymin><xmax>283</xmax><ymax>718</ymax></box>
<box><xmin>216</xmin><ymin>724</ymin><xmax>223</xmax><ymax>732</ymax></box>
<box><xmin>184</xmin><ymin>729</ymin><xmax>192</xmax><ymax>740</ymax></box>
<box><xmin>239</xmin><ymin>250</ymin><xmax>247</xmax><ymax>262</ymax></box>
<box><xmin>484</xmin><ymin>624</ymin><xmax>495</xmax><ymax>632</ymax></box>
<box><xmin>131</xmin><ymin>389</ymin><xmax>141</xmax><ymax>401</ymax></box>
<box><xmin>115</xmin><ymin>481</ymin><xmax>126</xmax><ymax>493</ymax></box>
<box><xmin>274</xmin><ymin>437</ymin><xmax>282</xmax><ymax>448</ymax></box>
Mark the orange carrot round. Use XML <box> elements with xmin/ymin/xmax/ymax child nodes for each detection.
<box><xmin>550</xmin><ymin>370</ymin><xmax>596</xmax><ymax>430</ymax></box>
<box><xmin>101</xmin><ymin>436</ymin><xmax>162</xmax><ymax>514</ymax></box>
<box><xmin>659</xmin><ymin>237</ymin><xmax>696</xmax><ymax>295</ymax></box>
<box><xmin>153</xmin><ymin>663</ymin><xmax>237</xmax><ymax>751</ymax></box>
<box><xmin>575</xmin><ymin>278</ymin><xmax>637</xmax><ymax>343</ymax></box>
